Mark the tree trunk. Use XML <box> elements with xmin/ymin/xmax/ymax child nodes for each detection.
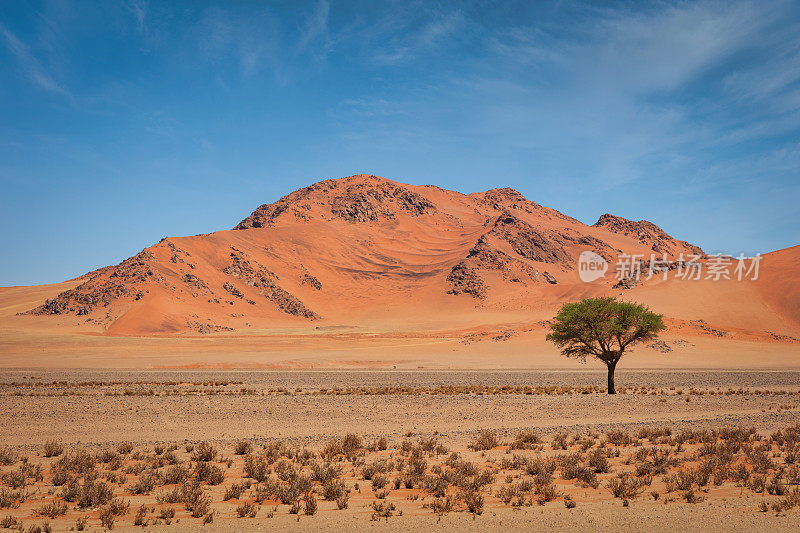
<box><xmin>607</xmin><ymin>362</ymin><xmax>617</xmax><ymax>394</ymax></box>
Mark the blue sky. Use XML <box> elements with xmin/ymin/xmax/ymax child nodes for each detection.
<box><xmin>1</xmin><ymin>0</ymin><xmax>799</xmax><ymax>286</ymax></box>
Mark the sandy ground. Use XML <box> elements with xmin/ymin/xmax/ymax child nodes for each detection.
<box><xmin>2</xmin><ymin>369</ymin><xmax>800</xmax><ymax>446</ymax></box>
<box><xmin>2</xmin><ymin>370</ymin><xmax>800</xmax><ymax>531</ymax></box>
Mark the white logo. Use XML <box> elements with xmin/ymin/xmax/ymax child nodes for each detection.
<box><xmin>578</xmin><ymin>251</ymin><xmax>608</xmax><ymax>282</ymax></box>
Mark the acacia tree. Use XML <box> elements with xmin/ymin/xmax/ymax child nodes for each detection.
<box><xmin>546</xmin><ymin>297</ymin><xmax>665</xmax><ymax>394</ymax></box>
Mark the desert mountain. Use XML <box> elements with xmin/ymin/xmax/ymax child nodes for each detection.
<box><xmin>8</xmin><ymin>174</ymin><xmax>799</xmax><ymax>343</ymax></box>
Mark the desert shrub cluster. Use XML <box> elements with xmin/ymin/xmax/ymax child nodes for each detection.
<box><xmin>2</xmin><ymin>424</ymin><xmax>800</xmax><ymax>529</ymax></box>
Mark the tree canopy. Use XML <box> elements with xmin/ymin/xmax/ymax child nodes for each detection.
<box><xmin>546</xmin><ymin>297</ymin><xmax>665</xmax><ymax>393</ymax></box>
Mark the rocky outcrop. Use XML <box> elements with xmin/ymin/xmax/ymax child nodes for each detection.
<box><xmin>330</xmin><ymin>192</ymin><xmax>382</xmax><ymax>222</ymax></box>
<box><xmin>262</xmin><ymin>284</ymin><xmax>320</xmax><ymax>319</ymax></box>
<box><xmin>222</xmin><ymin>248</ymin><xmax>278</xmax><ymax>282</ymax></box>
<box><xmin>233</xmin><ymin>182</ymin><xmax>325</xmax><ymax>229</ymax></box>
<box><xmin>222</xmin><ymin>281</ymin><xmax>244</xmax><ymax>299</ymax></box>
<box><xmin>477</xmin><ymin>188</ymin><xmax>532</xmax><ymax>211</ymax></box>
<box><xmin>446</xmin><ymin>235</ymin><xmax>550</xmax><ymax>298</ymax></box>
<box><xmin>465</xmin><ymin>237</ymin><xmax>542</xmax><ymax>283</ymax></box>
<box><xmin>182</xmin><ymin>273</ymin><xmax>208</xmax><ymax>291</ymax></box>
<box><xmin>329</xmin><ymin>182</ymin><xmax>435</xmax><ymax>223</ymax></box>
<box><xmin>167</xmin><ymin>241</ymin><xmax>195</xmax><ymax>269</ymax></box>
<box><xmin>613</xmin><ymin>275</ymin><xmax>640</xmax><ymax>290</ymax></box>
<box><xmin>234</xmin><ymin>175</ymin><xmax>436</xmax><ymax>229</ymax></box>
<box><xmin>593</xmin><ymin>213</ymin><xmax>703</xmax><ymax>257</ymax></box>
<box><xmin>185</xmin><ymin>320</ymin><xmax>234</xmax><ymax>334</ymax></box>
<box><xmin>488</xmin><ymin>213</ymin><xmax>573</xmax><ymax>265</ymax></box>
<box><xmin>300</xmin><ymin>273</ymin><xmax>322</xmax><ymax>290</ymax></box>
<box><xmin>222</xmin><ymin>248</ymin><xmax>319</xmax><ymax>319</ymax></box>
<box><xmin>29</xmin><ymin>251</ymin><xmax>159</xmax><ymax>316</ymax></box>
<box><xmin>446</xmin><ymin>262</ymin><xmax>486</xmax><ymax>299</ymax></box>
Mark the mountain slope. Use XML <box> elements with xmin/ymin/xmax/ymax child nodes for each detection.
<box><xmin>6</xmin><ymin>174</ymin><xmax>797</xmax><ymax>345</ymax></box>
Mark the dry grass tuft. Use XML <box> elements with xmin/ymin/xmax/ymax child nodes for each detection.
<box><xmin>469</xmin><ymin>430</ymin><xmax>499</xmax><ymax>451</ymax></box>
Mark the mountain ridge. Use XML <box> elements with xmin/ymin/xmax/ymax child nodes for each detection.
<box><xmin>13</xmin><ymin>174</ymin><xmax>797</xmax><ymax>339</ymax></box>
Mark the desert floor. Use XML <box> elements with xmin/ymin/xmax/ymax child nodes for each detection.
<box><xmin>1</xmin><ymin>370</ymin><xmax>800</xmax><ymax>531</ymax></box>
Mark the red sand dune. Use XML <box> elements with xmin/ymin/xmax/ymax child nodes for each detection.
<box><xmin>0</xmin><ymin>174</ymin><xmax>797</xmax><ymax>368</ymax></box>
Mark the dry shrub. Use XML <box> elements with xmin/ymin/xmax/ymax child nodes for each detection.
<box><xmin>311</xmin><ymin>462</ymin><xmax>341</xmax><ymax>484</ymax></box>
<box><xmin>0</xmin><ymin>516</ymin><xmax>21</xmax><ymax>529</ymax></box>
<box><xmin>767</xmin><ymin>474</ymin><xmax>786</xmax><ymax>496</ymax></box>
<box><xmin>371</xmin><ymin>500</ymin><xmax>396</xmax><ymax>519</ymax></box>
<box><xmin>162</xmin><ymin>464</ymin><xmax>190</xmax><ymax>486</ymax></box>
<box><xmin>243</xmin><ymin>455</ymin><xmax>268</xmax><ymax>482</ymax></box>
<box><xmin>234</xmin><ymin>441</ymin><xmax>253</xmax><ymax>456</ymax></box>
<box><xmin>0</xmin><ymin>488</ymin><xmax>29</xmax><ymax>509</ymax></box>
<box><xmin>588</xmin><ymin>448</ymin><xmax>611</xmax><ymax>473</ymax></box>
<box><xmin>276</xmin><ymin>474</ymin><xmax>312</xmax><ymax>505</ymax></box>
<box><xmin>99</xmin><ymin>507</ymin><xmax>115</xmax><ymax>529</ymax></box>
<box><xmin>608</xmin><ymin>474</ymin><xmax>645</xmax><ymax>500</ymax></box>
<box><xmin>372</xmin><ymin>474</ymin><xmax>389</xmax><ymax>491</ymax></box>
<box><xmin>43</xmin><ymin>441</ymin><xmax>63</xmax><ymax>458</ymax></box>
<box><xmin>304</xmin><ymin>493</ymin><xmax>317</xmax><ymax>515</ymax></box>
<box><xmin>683</xmin><ymin>488</ymin><xmax>704</xmax><ymax>503</ymax></box>
<box><xmin>637</xmin><ymin>427</ymin><xmax>672</xmax><ymax>441</ymax></box>
<box><xmin>552</xmin><ymin>433</ymin><xmax>568</xmax><ymax>450</ymax></box>
<box><xmin>194</xmin><ymin>462</ymin><xmax>224</xmax><ymax>485</ymax></box>
<box><xmin>0</xmin><ymin>448</ymin><xmax>18</xmax><ymax>466</ymax></box>
<box><xmin>191</xmin><ymin>442</ymin><xmax>217</xmax><ymax>462</ymax></box>
<box><xmin>323</xmin><ymin>478</ymin><xmax>347</xmax><ymax>501</ymax></box>
<box><xmin>53</xmin><ymin>450</ymin><xmax>95</xmax><ymax>476</ymax></box>
<box><xmin>497</xmin><ymin>483</ymin><xmax>522</xmax><ymax>504</ymax></box>
<box><xmin>95</xmin><ymin>449</ymin><xmax>118</xmax><ymax>465</ymax></box>
<box><xmin>133</xmin><ymin>504</ymin><xmax>147</xmax><ymax>526</ymax></box>
<box><xmin>343</xmin><ymin>434</ymin><xmax>362</xmax><ymax>456</ymax></box>
<box><xmin>236</xmin><ymin>501</ymin><xmax>258</xmax><ymax>518</ymax></box>
<box><xmin>536</xmin><ymin>483</ymin><xmax>558</xmax><ymax>505</ymax></box>
<box><xmin>511</xmin><ymin>431</ymin><xmax>541</xmax><ymax>450</ymax></box>
<box><xmin>182</xmin><ymin>482</ymin><xmax>210</xmax><ymax>517</ymax></box>
<box><xmin>2</xmin><ymin>470</ymin><xmax>26</xmax><ymax>489</ymax></box>
<box><xmin>748</xmin><ymin>474</ymin><xmax>767</xmax><ymax>493</ymax></box>
<box><xmin>427</xmin><ymin>495</ymin><xmax>455</xmax><ymax>515</ymax></box>
<box><xmin>362</xmin><ymin>459</ymin><xmax>393</xmax><ymax>480</ymax></box>
<box><xmin>786</xmin><ymin>466</ymin><xmax>800</xmax><ymax>485</ymax></box>
<box><xmin>116</xmin><ymin>442</ymin><xmax>133</xmax><ymax>455</ymax></box>
<box><xmin>605</xmin><ymin>430</ymin><xmax>634</xmax><ymax>447</ymax></box>
<box><xmin>129</xmin><ymin>473</ymin><xmax>159</xmax><ymax>495</ymax></box>
<box><xmin>36</xmin><ymin>500</ymin><xmax>67</xmax><ymax>518</ymax></box>
<box><xmin>62</xmin><ymin>476</ymin><xmax>114</xmax><ymax>509</ymax></box>
<box><xmin>469</xmin><ymin>430</ymin><xmax>499</xmax><ymax>451</ymax></box>
<box><xmin>562</xmin><ymin>463</ymin><xmax>598</xmax><ymax>488</ymax></box>
<box><xmin>223</xmin><ymin>481</ymin><xmax>251</xmax><ymax>501</ymax></box>
<box><xmin>331</xmin><ymin>488</ymin><xmax>347</xmax><ymax>509</ymax></box>
<box><xmin>779</xmin><ymin>487</ymin><xmax>800</xmax><ymax>510</ymax></box>
<box><xmin>462</xmin><ymin>489</ymin><xmax>484</xmax><ymax>514</ymax></box>
<box><xmin>424</xmin><ymin>474</ymin><xmax>448</xmax><ymax>497</ymax></box>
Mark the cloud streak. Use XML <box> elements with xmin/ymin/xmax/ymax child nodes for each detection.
<box><xmin>0</xmin><ymin>23</ymin><xmax>67</xmax><ymax>96</ymax></box>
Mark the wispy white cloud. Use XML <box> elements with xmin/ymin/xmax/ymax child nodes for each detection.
<box><xmin>456</xmin><ymin>0</ymin><xmax>799</xmax><ymax>190</ymax></box>
<box><xmin>125</xmin><ymin>0</ymin><xmax>148</xmax><ymax>35</ymax></box>
<box><xmin>370</xmin><ymin>10</ymin><xmax>465</xmax><ymax>65</ymax></box>
<box><xmin>192</xmin><ymin>2</ymin><xmax>334</xmax><ymax>83</ymax></box>
<box><xmin>0</xmin><ymin>23</ymin><xmax>68</xmax><ymax>96</ymax></box>
<box><xmin>295</xmin><ymin>0</ymin><xmax>331</xmax><ymax>59</ymax></box>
